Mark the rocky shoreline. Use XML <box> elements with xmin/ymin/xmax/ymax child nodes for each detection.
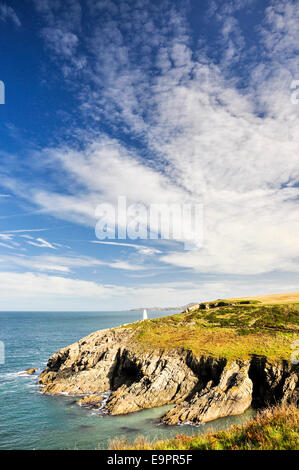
<box><xmin>39</xmin><ymin>325</ymin><xmax>299</xmax><ymax>425</ymax></box>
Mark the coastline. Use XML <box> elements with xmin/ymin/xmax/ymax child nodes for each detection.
<box><xmin>38</xmin><ymin>299</ymin><xmax>299</xmax><ymax>429</ymax></box>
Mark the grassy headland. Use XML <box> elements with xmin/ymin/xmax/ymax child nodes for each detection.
<box><xmin>125</xmin><ymin>297</ymin><xmax>299</xmax><ymax>360</ymax></box>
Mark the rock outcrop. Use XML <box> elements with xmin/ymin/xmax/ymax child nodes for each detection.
<box><xmin>39</xmin><ymin>328</ymin><xmax>135</xmax><ymax>395</ymax></box>
<box><xmin>39</xmin><ymin>326</ymin><xmax>299</xmax><ymax>425</ymax></box>
<box><xmin>249</xmin><ymin>356</ymin><xmax>299</xmax><ymax>406</ymax></box>
<box><xmin>162</xmin><ymin>361</ymin><xmax>253</xmax><ymax>424</ymax></box>
<box><xmin>25</xmin><ymin>367</ymin><xmax>38</xmax><ymax>375</ymax></box>
<box><xmin>77</xmin><ymin>395</ymin><xmax>103</xmax><ymax>408</ymax></box>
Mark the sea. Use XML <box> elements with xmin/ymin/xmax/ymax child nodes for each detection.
<box><xmin>0</xmin><ymin>310</ymin><xmax>255</xmax><ymax>450</ymax></box>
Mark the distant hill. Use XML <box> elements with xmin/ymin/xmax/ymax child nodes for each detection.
<box><xmin>130</xmin><ymin>292</ymin><xmax>299</xmax><ymax>312</ymax></box>
<box><xmin>129</xmin><ymin>306</ymin><xmax>187</xmax><ymax>312</ymax></box>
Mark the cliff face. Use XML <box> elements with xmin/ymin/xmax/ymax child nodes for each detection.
<box><xmin>39</xmin><ymin>326</ymin><xmax>299</xmax><ymax>424</ymax></box>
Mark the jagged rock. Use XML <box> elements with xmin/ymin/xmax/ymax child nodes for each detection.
<box><xmin>185</xmin><ymin>304</ymin><xmax>200</xmax><ymax>312</ymax></box>
<box><xmin>39</xmin><ymin>325</ymin><xmax>299</xmax><ymax>424</ymax></box>
<box><xmin>106</xmin><ymin>350</ymin><xmax>198</xmax><ymax>415</ymax></box>
<box><xmin>249</xmin><ymin>357</ymin><xmax>299</xmax><ymax>406</ymax></box>
<box><xmin>161</xmin><ymin>361</ymin><xmax>252</xmax><ymax>424</ymax></box>
<box><xmin>39</xmin><ymin>328</ymin><xmax>136</xmax><ymax>395</ymax></box>
<box><xmin>25</xmin><ymin>367</ymin><xmax>38</xmax><ymax>375</ymax></box>
<box><xmin>77</xmin><ymin>394</ymin><xmax>103</xmax><ymax>408</ymax></box>
<box><xmin>281</xmin><ymin>373</ymin><xmax>299</xmax><ymax>405</ymax></box>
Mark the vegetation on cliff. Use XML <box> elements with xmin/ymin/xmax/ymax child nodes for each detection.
<box><xmin>39</xmin><ymin>292</ymin><xmax>298</xmax><ymax>426</ymax></box>
<box><xmin>109</xmin><ymin>404</ymin><xmax>299</xmax><ymax>450</ymax></box>
<box><xmin>127</xmin><ymin>300</ymin><xmax>299</xmax><ymax>360</ymax></box>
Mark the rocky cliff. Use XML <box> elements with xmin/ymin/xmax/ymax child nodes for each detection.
<box><xmin>39</xmin><ymin>322</ymin><xmax>299</xmax><ymax>424</ymax></box>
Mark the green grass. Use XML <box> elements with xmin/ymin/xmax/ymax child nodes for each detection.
<box><xmin>123</xmin><ymin>302</ymin><xmax>299</xmax><ymax>360</ymax></box>
<box><xmin>109</xmin><ymin>404</ymin><xmax>299</xmax><ymax>450</ymax></box>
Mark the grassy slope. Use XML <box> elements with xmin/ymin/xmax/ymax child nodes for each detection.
<box><xmin>110</xmin><ymin>405</ymin><xmax>299</xmax><ymax>450</ymax></box>
<box><xmin>126</xmin><ymin>297</ymin><xmax>299</xmax><ymax>360</ymax></box>
<box><xmin>228</xmin><ymin>291</ymin><xmax>299</xmax><ymax>304</ymax></box>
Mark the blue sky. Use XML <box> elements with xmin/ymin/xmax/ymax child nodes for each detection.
<box><xmin>0</xmin><ymin>0</ymin><xmax>299</xmax><ymax>310</ymax></box>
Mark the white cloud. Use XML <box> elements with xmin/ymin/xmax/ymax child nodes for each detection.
<box><xmin>91</xmin><ymin>240</ymin><xmax>161</xmax><ymax>255</ymax></box>
<box><xmin>0</xmin><ymin>4</ymin><xmax>21</xmax><ymax>27</ymax></box>
<box><xmin>0</xmin><ymin>270</ymin><xmax>298</xmax><ymax>310</ymax></box>
<box><xmin>41</xmin><ymin>27</ymin><xmax>79</xmax><ymax>58</ymax></box>
<box><xmin>0</xmin><ymin>230</ymin><xmax>53</xmax><ymax>252</ymax></box>
<box><xmin>0</xmin><ymin>241</ymin><xmax>14</xmax><ymax>249</ymax></box>
<box><xmin>0</xmin><ymin>271</ymin><xmax>118</xmax><ymax>297</ymax></box>
<box><xmin>0</xmin><ymin>233</ymin><xmax>13</xmax><ymax>241</ymax></box>
<box><xmin>34</xmin><ymin>0</ymin><xmax>85</xmax><ymax>74</ymax></box>
<box><xmin>27</xmin><ymin>237</ymin><xmax>57</xmax><ymax>249</ymax></box>
<box><xmin>3</xmin><ymin>229</ymin><xmax>48</xmax><ymax>233</ymax></box>
<box><xmin>4</xmin><ymin>0</ymin><xmax>299</xmax><ymax>283</ymax></box>
<box><xmin>0</xmin><ymin>253</ymin><xmax>145</xmax><ymax>273</ymax></box>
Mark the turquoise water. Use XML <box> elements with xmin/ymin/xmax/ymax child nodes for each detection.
<box><xmin>0</xmin><ymin>310</ymin><xmax>255</xmax><ymax>450</ymax></box>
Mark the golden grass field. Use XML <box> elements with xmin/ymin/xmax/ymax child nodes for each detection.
<box><xmin>228</xmin><ymin>291</ymin><xmax>299</xmax><ymax>304</ymax></box>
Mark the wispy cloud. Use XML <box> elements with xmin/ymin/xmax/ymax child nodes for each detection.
<box><xmin>2</xmin><ymin>229</ymin><xmax>48</xmax><ymax>233</ymax></box>
<box><xmin>0</xmin><ymin>3</ymin><xmax>21</xmax><ymax>27</ymax></box>
<box><xmin>0</xmin><ymin>230</ymin><xmax>58</xmax><ymax>253</ymax></box>
<box><xmin>4</xmin><ymin>0</ymin><xmax>299</xmax><ymax>283</ymax></box>
<box><xmin>26</xmin><ymin>237</ymin><xmax>57</xmax><ymax>249</ymax></box>
<box><xmin>0</xmin><ymin>233</ymin><xmax>13</xmax><ymax>241</ymax></box>
<box><xmin>0</xmin><ymin>270</ymin><xmax>298</xmax><ymax>310</ymax></box>
<box><xmin>91</xmin><ymin>240</ymin><xmax>161</xmax><ymax>255</ymax></box>
<box><xmin>0</xmin><ymin>241</ymin><xmax>15</xmax><ymax>249</ymax></box>
<box><xmin>0</xmin><ymin>253</ymin><xmax>145</xmax><ymax>273</ymax></box>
